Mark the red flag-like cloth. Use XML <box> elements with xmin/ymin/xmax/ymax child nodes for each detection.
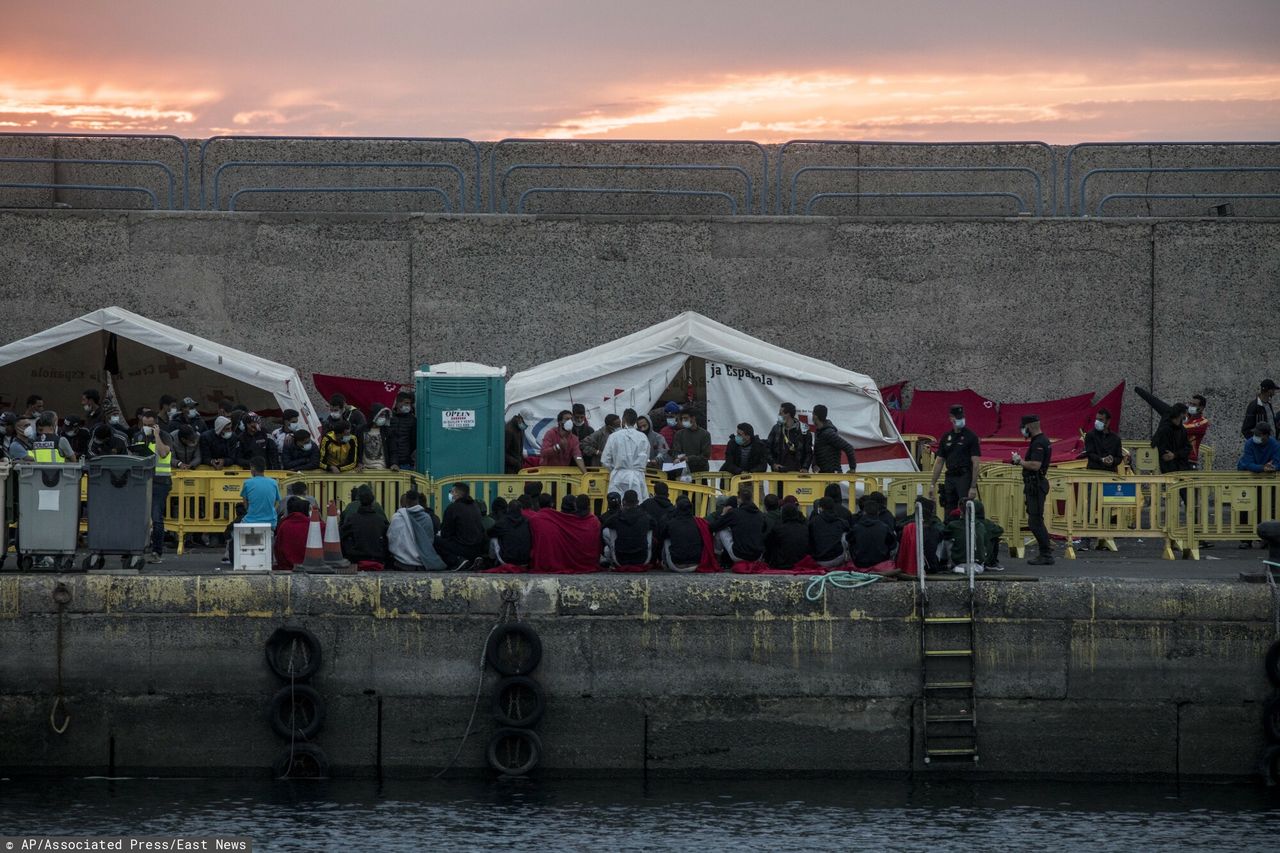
<box><xmin>902</xmin><ymin>389</ymin><xmax>999</xmax><ymax>439</ymax></box>
<box><xmin>313</xmin><ymin>373</ymin><xmax>410</xmax><ymax>417</ymax></box>
<box><xmin>693</xmin><ymin>517</ymin><xmax>720</xmax><ymax>573</ymax></box>
<box><xmin>528</xmin><ymin>511</ymin><xmax>602</xmax><ymax>574</ymax></box>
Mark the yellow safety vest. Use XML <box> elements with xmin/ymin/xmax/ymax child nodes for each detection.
<box><xmin>148</xmin><ymin>440</ymin><xmax>172</xmax><ymax>477</ymax></box>
<box><xmin>30</xmin><ymin>436</ymin><xmax>65</xmax><ymax>463</ymax></box>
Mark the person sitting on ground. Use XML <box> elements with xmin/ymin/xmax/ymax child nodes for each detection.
<box><xmin>762</xmin><ymin>493</ymin><xmax>783</xmax><ymax>537</ymax></box>
<box><xmin>488</xmin><ymin>499</ymin><xmax>533</xmax><ymax>567</ymax></box>
<box><xmin>766</xmin><ymin>502</ymin><xmax>811</xmax><ymax>570</ymax></box>
<box><xmin>86</xmin><ymin>423</ymin><xmax>128</xmax><ymax>457</ymax></box>
<box><xmin>171</xmin><ymin>425</ymin><xmax>202</xmax><ymax>469</ymax></box>
<box><xmin>1238</xmin><ymin>423</ymin><xmax>1280</xmax><ymax>474</ymax></box>
<box><xmin>521</xmin><ymin>481</ymin><xmax>543</xmax><ymax>511</ymax></box>
<box><xmin>559</xmin><ymin>494</ymin><xmax>577</xmax><ymax>513</ymax></box>
<box><xmin>274</xmin><ymin>497</ymin><xmax>313</xmax><ymax>571</ymax></box>
<box><xmin>358</xmin><ymin>407</ymin><xmax>392</xmax><ymax>471</ymax></box>
<box><xmin>853</xmin><ymin>492</ymin><xmax>898</xmax><ymax>545</ymax></box>
<box><xmin>944</xmin><ymin>502</ymin><xmax>988</xmax><ymax>574</ymax></box>
<box><xmin>658</xmin><ymin>497</ymin><xmax>706</xmax><ymax>572</ymax></box>
<box><xmin>537</xmin><ymin>493</ymin><xmax>555</xmax><ymax>511</ymax></box>
<box><xmin>603</xmin><ymin>489</ymin><xmax>654</xmax><ymax>567</ymax></box>
<box><xmin>599</xmin><ymin>492</ymin><xmax>623</xmax><ymax>527</ymax></box>
<box><xmin>810</xmin><ymin>404</ymin><xmax>857</xmax><ymax>473</ymax></box>
<box><xmin>437</xmin><ymin>482</ymin><xmax>487</xmax><ymax>571</ymax></box>
<box><xmin>287</xmin><ymin>481</ymin><xmax>321</xmax><ymax>516</ymax></box>
<box><xmin>341</xmin><ymin>486</ymin><xmax>389</xmax><ymax>565</ymax></box>
<box><xmin>574</xmin><ymin>494</ymin><xmax>593</xmax><ymax>518</ymax></box>
<box><xmin>809</xmin><ymin>497</ymin><xmax>851</xmax><ymax>567</ymax></box>
<box><xmin>895</xmin><ymin>497</ymin><xmax>947</xmax><ymax>576</ymax></box>
<box><xmin>720</xmin><ymin>422</ymin><xmax>769</xmax><ymax>475</ymax></box>
<box><xmin>281</xmin><ymin>429</ymin><xmax>320</xmax><ymax>472</ymax></box>
<box><xmin>709</xmin><ymin>484</ymin><xmax>767</xmax><ymax>564</ymax></box>
<box><xmin>670</xmin><ymin>410</ymin><xmax>712</xmax><ymax>476</ymax></box>
<box><xmin>320</xmin><ymin>418</ymin><xmax>359</xmax><ymax>474</ymax></box>
<box><xmin>417</xmin><ymin>492</ymin><xmax>443</xmax><ymax>544</ymax></box>
<box><xmin>849</xmin><ymin>495</ymin><xmax>896</xmax><ymax>570</ymax></box>
<box><xmin>819</xmin><ymin>482</ymin><xmax>853</xmax><ymax>524</ymax></box>
<box><xmin>485</xmin><ymin>498</ymin><xmax>506</xmax><ymax>533</ymax></box>
<box><xmin>641</xmin><ymin>481</ymin><xmax>674</xmax><ymax>526</ymax></box>
<box><xmin>386</xmin><ymin>390</ymin><xmax>417</xmax><ymax>471</ymax></box>
<box><xmin>387</xmin><ymin>490</ymin><xmax>446</xmax><ymax>571</ymax></box>
<box><xmin>201</xmin><ymin>416</ymin><xmax>239</xmax><ymax>470</ymax></box>
<box><xmin>540</xmin><ymin>409</ymin><xmax>588</xmax><ymax>473</ymax></box>
<box><xmin>340</xmin><ymin>484</ymin><xmax>385</xmax><ymax>525</ymax></box>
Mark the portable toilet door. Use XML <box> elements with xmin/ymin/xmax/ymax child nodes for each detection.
<box><xmin>414</xmin><ymin>362</ymin><xmax>507</xmax><ymax>479</ymax></box>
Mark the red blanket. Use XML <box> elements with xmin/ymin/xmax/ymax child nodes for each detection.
<box><xmin>273</xmin><ymin>512</ymin><xmax>310</xmax><ymax>571</ymax></box>
<box><xmin>693</xmin><ymin>517</ymin><xmax>720</xmax><ymax>573</ymax></box>
<box><xmin>528</xmin><ymin>510</ymin><xmax>602</xmax><ymax>574</ymax></box>
<box><xmin>902</xmin><ymin>389</ymin><xmax>999</xmax><ymax>439</ymax></box>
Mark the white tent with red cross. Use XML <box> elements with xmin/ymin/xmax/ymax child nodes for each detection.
<box><xmin>0</xmin><ymin>306</ymin><xmax>322</xmax><ymax>436</ymax></box>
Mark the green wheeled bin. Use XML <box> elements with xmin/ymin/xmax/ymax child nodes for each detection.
<box><xmin>15</xmin><ymin>462</ymin><xmax>83</xmax><ymax>572</ymax></box>
<box><xmin>84</xmin><ymin>454</ymin><xmax>155</xmax><ymax>571</ymax></box>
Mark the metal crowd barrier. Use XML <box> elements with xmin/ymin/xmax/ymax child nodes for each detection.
<box><xmin>496</xmin><ymin>163</ymin><xmax>755</xmax><ymax>214</ymax></box>
<box><xmin>211</xmin><ymin>160</ymin><xmax>469</xmax><ymax>212</ymax></box>
<box><xmin>0</xmin><ymin>157</ymin><xmax>178</xmax><ymax>209</ymax></box>
<box><xmin>0</xmin><ymin>132</ymin><xmax>190</xmax><ymax>208</ymax></box>
<box><xmin>788</xmin><ymin>165</ymin><xmax>1043</xmax><ymax>216</ymax></box>
<box><xmin>1077</xmin><ymin>166</ymin><xmax>1280</xmax><ymax>217</ymax></box>
<box><xmin>1167</xmin><ymin>473</ymin><xmax>1280</xmax><ymax>559</ymax></box>
<box><xmin>167</xmin><ymin>469</ymin><xmax>289</xmax><ymax>553</ymax></box>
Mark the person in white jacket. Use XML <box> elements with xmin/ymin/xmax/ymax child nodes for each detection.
<box><xmin>600</xmin><ymin>408</ymin><xmax>650</xmax><ymax>503</ymax></box>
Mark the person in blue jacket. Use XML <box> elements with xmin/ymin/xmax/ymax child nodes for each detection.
<box><xmin>1237</xmin><ymin>423</ymin><xmax>1280</xmax><ymax>474</ymax></box>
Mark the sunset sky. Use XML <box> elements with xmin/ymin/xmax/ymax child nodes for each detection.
<box><xmin>2</xmin><ymin>0</ymin><xmax>1278</xmax><ymax>142</ymax></box>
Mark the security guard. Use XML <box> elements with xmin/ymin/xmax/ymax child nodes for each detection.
<box><xmin>28</xmin><ymin>412</ymin><xmax>77</xmax><ymax>463</ymax></box>
<box><xmin>1011</xmin><ymin>413</ymin><xmax>1054</xmax><ymax>565</ymax></box>
<box><xmin>131</xmin><ymin>408</ymin><xmax>172</xmax><ymax>564</ymax></box>
<box><xmin>930</xmin><ymin>404</ymin><xmax>981</xmax><ymax>513</ymax></box>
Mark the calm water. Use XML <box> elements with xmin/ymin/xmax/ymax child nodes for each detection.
<box><xmin>2</xmin><ymin>777</ymin><xmax>1278</xmax><ymax>852</ymax></box>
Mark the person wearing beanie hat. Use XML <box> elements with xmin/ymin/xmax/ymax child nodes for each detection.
<box><xmin>1010</xmin><ymin>414</ymin><xmax>1054</xmax><ymax>565</ymax></box>
<box><xmin>658</xmin><ymin>402</ymin><xmax>682</xmax><ymax>446</ymax></box>
<box><xmin>201</xmin><ymin>414</ymin><xmax>240</xmax><ymax>470</ymax></box>
<box><xmin>930</xmin><ymin>404</ymin><xmax>982</xmax><ymax>514</ymax></box>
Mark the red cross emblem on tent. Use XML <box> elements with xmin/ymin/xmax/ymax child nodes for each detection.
<box><xmin>602</xmin><ymin>388</ymin><xmax>624</xmax><ymax>402</ymax></box>
<box><xmin>159</xmin><ymin>355</ymin><xmax>188</xmax><ymax>381</ymax></box>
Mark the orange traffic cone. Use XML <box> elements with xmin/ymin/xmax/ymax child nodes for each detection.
<box><xmin>299</xmin><ymin>505</ymin><xmax>328</xmax><ymax>570</ymax></box>
<box><xmin>323</xmin><ymin>500</ymin><xmax>349</xmax><ymax>567</ymax></box>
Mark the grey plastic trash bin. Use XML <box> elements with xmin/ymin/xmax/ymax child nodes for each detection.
<box><xmin>84</xmin><ymin>454</ymin><xmax>155</xmax><ymax>570</ymax></box>
<box><xmin>0</xmin><ymin>460</ymin><xmax>10</xmax><ymax>570</ymax></box>
<box><xmin>15</xmin><ymin>462</ymin><xmax>83</xmax><ymax>571</ymax></box>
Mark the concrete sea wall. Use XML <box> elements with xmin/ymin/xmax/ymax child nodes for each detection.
<box><xmin>0</xmin><ymin>573</ymin><xmax>1272</xmax><ymax>779</ymax></box>
<box><xmin>0</xmin><ymin>210</ymin><xmax>1276</xmax><ymax>438</ymax></box>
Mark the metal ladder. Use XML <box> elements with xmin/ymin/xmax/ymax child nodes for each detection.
<box><xmin>917</xmin><ymin>500</ymin><xmax>979</xmax><ymax>764</ymax></box>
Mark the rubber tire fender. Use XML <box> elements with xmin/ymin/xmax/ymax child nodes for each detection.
<box><xmin>485</xmin><ymin>622</ymin><xmax>543</xmax><ymax>676</ymax></box>
<box><xmin>269</xmin><ymin>684</ymin><xmax>326</xmax><ymax>740</ymax></box>
<box><xmin>266</xmin><ymin>626</ymin><xmax>323</xmax><ymax>680</ymax></box>
<box><xmin>1264</xmin><ymin>694</ymin><xmax>1280</xmax><ymax>744</ymax></box>
<box><xmin>1261</xmin><ymin>745</ymin><xmax>1280</xmax><ymax>786</ymax></box>
<box><xmin>273</xmin><ymin>743</ymin><xmax>330</xmax><ymax>780</ymax></box>
<box><xmin>486</xmin><ymin>727</ymin><xmax>542</xmax><ymax>776</ymax></box>
<box><xmin>491</xmin><ymin>675</ymin><xmax>547</xmax><ymax>728</ymax></box>
<box><xmin>1265</xmin><ymin>639</ymin><xmax>1280</xmax><ymax>689</ymax></box>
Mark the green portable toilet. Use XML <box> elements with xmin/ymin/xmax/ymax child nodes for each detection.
<box><xmin>414</xmin><ymin>362</ymin><xmax>507</xmax><ymax>479</ymax></box>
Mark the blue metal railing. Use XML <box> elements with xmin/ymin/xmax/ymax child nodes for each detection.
<box><xmin>489</xmin><ymin>138</ymin><xmax>769</xmax><ymax>213</ymax></box>
<box><xmin>227</xmin><ymin>186</ymin><xmax>454</xmax><ymax>212</ymax></box>
<box><xmin>0</xmin><ymin>132</ymin><xmax>189</xmax><ymax>208</ymax></box>
<box><xmin>1078</xmin><ymin>166</ymin><xmax>1280</xmax><ymax>217</ymax></box>
<box><xmin>803</xmin><ymin>191</ymin><xmax>1029</xmax><ymax>216</ymax></box>
<box><xmin>0</xmin><ymin>183</ymin><xmax>158</xmax><ymax>209</ymax></box>
<box><xmin>0</xmin><ymin>157</ymin><xmax>177</xmax><ymax>209</ymax></box>
<box><xmin>788</xmin><ymin>165</ymin><xmax>1042</xmax><ymax>215</ymax></box>
<box><xmin>776</xmin><ymin>140</ymin><xmax>1057</xmax><ymax>215</ymax></box>
<box><xmin>211</xmin><ymin>161</ymin><xmax>467</xmax><ymax>211</ymax></box>
<box><xmin>515</xmin><ymin>187</ymin><xmax>738</xmax><ymax>215</ymax></box>
<box><xmin>497</xmin><ymin>163</ymin><xmax>753</xmax><ymax>214</ymax></box>
<box><xmin>198</xmin><ymin>136</ymin><xmax>481</xmax><ymax>210</ymax></box>
<box><xmin>1064</xmin><ymin>142</ymin><xmax>1280</xmax><ymax>215</ymax></box>
<box><xmin>1095</xmin><ymin>193</ymin><xmax>1280</xmax><ymax>216</ymax></box>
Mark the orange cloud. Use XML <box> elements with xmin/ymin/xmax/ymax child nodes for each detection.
<box><xmin>0</xmin><ymin>81</ymin><xmax>219</xmax><ymax>131</ymax></box>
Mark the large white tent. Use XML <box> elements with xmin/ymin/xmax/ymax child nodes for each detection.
<box><xmin>505</xmin><ymin>312</ymin><xmax>915</xmax><ymax>470</ymax></box>
<box><xmin>0</xmin><ymin>307</ymin><xmax>322</xmax><ymax>436</ymax></box>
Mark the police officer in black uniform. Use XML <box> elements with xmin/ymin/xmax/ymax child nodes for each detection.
<box><xmin>929</xmin><ymin>404</ymin><xmax>981</xmax><ymax>513</ymax></box>
<box><xmin>1011</xmin><ymin>413</ymin><xmax>1054</xmax><ymax>565</ymax></box>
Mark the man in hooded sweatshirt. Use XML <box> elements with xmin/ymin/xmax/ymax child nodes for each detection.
<box><xmin>505</xmin><ymin>411</ymin><xmax>531</xmax><ymax>474</ymax></box>
<box><xmin>603</xmin><ymin>489</ymin><xmax>654</xmax><ymax>567</ymax></box>
<box><xmin>658</xmin><ymin>497</ymin><xmax>705</xmax><ymax>572</ymax></box>
<box><xmin>489</xmin><ymin>500</ymin><xmax>533</xmax><ymax>566</ymax></box>
<box><xmin>709</xmin><ymin>485</ymin><xmax>767</xmax><ymax>563</ymax></box>
<box><xmin>766</xmin><ymin>502</ymin><xmax>810</xmax><ymax>569</ymax></box>
<box><xmin>810</xmin><ymin>404</ymin><xmax>857</xmax><ymax>473</ymax></box>
<box><xmin>358</xmin><ymin>407</ymin><xmax>392</xmax><ymax>471</ymax></box>
<box><xmin>437</xmin><ymin>481</ymin><xmax>487</xmax><ymax>570</ymax></box>
<box><xmin>387</xmin><ymin>490</ymin><xmax>446</xmax><ymax>571</ymax></box>
<box><xmin>341</xmin><ymin>486</ymin><xmax>389</xmax><ymax>564</ymax></box>
<box><xmin>641</xmin><ymin>481</ymin><xmax>675</xmax><ymax>526</ymax></box>
<box><xmin>386</xmin><ymin>390</ymin><xmax>417</xmax><ymax>471</ymax></box>
<box><xmin>849</xmin><ymin>495</ymin><xmax>896</xmax><ymax>569</ymax></box>
<box><xmin>809</xmin><ymin>497</ymin><xmax>851</xmax><ymax>567</ymax></box>
<box><xmin>601</xmin><ymin>408</ymin><xmax>651</xmax><ymax>503</ymax></box>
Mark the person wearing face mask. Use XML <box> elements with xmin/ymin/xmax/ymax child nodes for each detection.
<box><xmin>170</xmin><ymin>425</ymin><xmax>202</xmax><ymax>469</ymax></box>
<box><xmin>1010</xmin><ymin>414</ymin><xmax>1054</xmax><ymax>566</ymax></box>
<box><xmin>720</xmin><ymin>422</ymin><xmax>769</xmax><ymax>475</ymax></box>
<box><xmin>1241</xmin><ymin>379</ymin><xmax>1278</xmax><ymax>440</ymax></box>
<box><xmin>635</xmin><ymin>415</ymin><xmax>669</xmax><ymax>468</ymax></box>
<box><xmin>1184</xmin><ymin>395</ymin><xmax>1210</xmax><ymax>468</ymax></box>
<box><xmin>87</xmin><ymin>423</ymin><xmax>128</xmax><ymax>458</ymax></box>
<box><xmin>539</xmin><ymin>409</ymin><xmax>587</xmax><ymax>473</ymax></box>
<box><xmin>670</xmin><ymin>410</ymin><xmax>711</xmax><ymax>476</ymax></box>
<box><xmin>130</xmin><ymin>408</ymin><xmax>172</xmax><ymax>563</ymax></box>
<box><xmin>23</xmin><ymin>394</ymin><xmax>44</xmax><ymax>419</ymax></box>
<box><xmin>60</xmin><ymin>415</ymin><xmax>90</xmax><ymax>459</ymax></box>
<box><xmin>504</xmin><ymin>411</ymin><xmax>532</xmax><ymax>474</ymax></box>
<box><xmin>326</xmin><ymin>393</ymin><xmax>367</xmax><ymax>433</ymax></box>
<box><xmin>1237</xmin><ymin>423</ymin><xmax>1280</xmax><ymax>474</ymax></box>
<box><xmin>281</xmin><ymin>429</ymin><xmax>321</xmax><ymax>472</ymax></box>
<box><xmin>174</xmin><ymin>396</ymin><xmax>208</xmax><ymax>432</ymax></box>
<box><xmin>658</xmin><ymin>401</ymin><xmax>682</xmax><ymax>447</ymax></box>
<box><xmin>81</xmin><ymin>389</ymin><xmax>104</xmax><ymax>429</ymax></box>
<box><xmin>766</xmin><ymin>402</ymin><xmax>811</xmax><ymax>473</ymax></box>
<box><xmin>320</xmin><ymin>418</ymin><xmax>360</xmax><ymax>474</ymax></box>
<box><xmin>200</xmin><ymin>415</ymin><xmax>240</xmax><ymax>470</ymax></box>
<box><xmin>930</xmin><ymin>404</ymin><xmax>981</xmax><ymax>514</ymax></box>
<box><xmin>158</xmin><ymin>395</ymin><xmax>180</xmax><ymax>431</ymax></box>
<box><xmin>1083</xmin><ymin>408</ymin><xmax>1124</xmax><ymax>473</ymax></box>
<box><xmin>600</xmin><ymin>408</ymin><xmax>651</xmax><ymax>503</ymax></box>
<box><xmin>581</xmin><ymin>414</ymin><xmax>620</xmax><ymax>467</ymax></box>
<box><xmin>570</xmin><ymin>402</ymin><xmax>593</xmax><ymax>454</ymax></box>
<box><xmin>357</xmin><ymin>407</ymin><xmax>392</xmax><ymax>471</ymax></box>
<box><xmin>1152</xmin><ymin>403</ymin><xmax>1192</xmax><ymax>475</ymax></box>
<box><xmin>5</xmin><ymin>415</ymin><xmax>34</xmax><ymax>460</ymax></box>
<box><xmin>234</xmin><ymin>413</ymin><xmax>280</xmax><ymax>470</ymax></box>
<box><xmin>104</xmin><ymin>407</ymin><xmax>130</xmax><ymax>442</ymax></box>
<box><xmin>25</xmin><ymin>411</ymin><xmax>77</xmax><ymax>463</ymax></box>
<box><xmin>386</xmin><ymin>391</ymin><xmax>417</xmax><ymax>471</ymax></box>
<box><xmin>270</xmin><ymin>409</ymin><xmax>301</xmax><ymax>454</ymax></box>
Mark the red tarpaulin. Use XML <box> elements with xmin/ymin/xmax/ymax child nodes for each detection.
<box><xmin>313</xmin><ymin>372</ymin><xmax>410</xmax><ymax>418</ymax></box>
<box><xmin>901</xmin><ymin>389</ymin><xmax>999</xmax><ymax>439</ymax></box>
<box><xmin>527</xmin><ymin>510</ymin><xmax>602</xmax><ymax>574</ymax></box>
<box><xmin>994</xmin><ymin>392</ymin><xmax>1096</xmax><ymax>438</ymax></box>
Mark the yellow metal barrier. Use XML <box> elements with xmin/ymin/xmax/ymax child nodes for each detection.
<box><xmin>278</xmin><ymin>470</ymin><xmax>426</xmax><ymax>518</ymax></box>
<box><xmin>689</xmin><ymin>471</ymin><xmax>736</xmax><ymax>491</ymax></box>
<box><xmin>1166</xmin><ymin>472</ymin><xmax>1280</xmax><ymax>558</ymax></box>
<box><xmin>1123</xmin><ymin>441</ymin><xmax>1216</xmax><ymax>475</ymax></box>
<box><xmin>1046</xmin><ymin>471</ymin><xmax>1180</xmax><ymax>560</ymax></box>
<box><xmin>731</xmin><ymin>472</ymin><xmax>883</xmax><ymax>508</ymax></box>
<box><xmin>445</xmin><ymin>472</ymin><xmax>584</xmax><ymax>511</ymax></box>
<box><xmin>900</xmin><ymin>433</ymin><xmax>937</xmax><ymax>472</ymax></box>
<box><xmin>647</xmin><ymin>476</ymin><xmax>721</xmax><ymax>518</ymax></box>
<box><xmin>166</xmin><ymin>469</ymin><xmax>289</xmax><ymax>553</ymax></box>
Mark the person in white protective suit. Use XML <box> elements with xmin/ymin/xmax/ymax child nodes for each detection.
<box><xmin>600</xmin><ymin>407</ymin><xmax>650</xmax><ymax>503</ymax></box>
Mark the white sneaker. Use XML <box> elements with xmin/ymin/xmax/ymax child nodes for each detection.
<box><xmin>972</xmin><ymin>563</ymin><xmax>984</xmax><ymax>574</ymax></box>
<box><xmin>952</xmin><ymin>564</ymin><xmax>966</xmax><ymax>574</ymax></box>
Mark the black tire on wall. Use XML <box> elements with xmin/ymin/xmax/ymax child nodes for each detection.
<box><xmin>269</xmin><ymin>684</ymin><xmax>326</xmax><ymax>740</ymax></box>
<box><xmin>485</xmin><ymin>622</ymin><xmax>543</xmax><ymax>676</ymax></box>
<box><xmin>491</xmin><ymin>676</ymin><xmax>547</xmax><ymax>728</ymax></box>
<box><xmin>487</xmin><ymin>727</ymin><xmax>542</xmax><ymax>776</ymax></box>
<box><xmin>266</xmin><ymin>626</ymin><xmax>323</xmax><ymax>680</ymax></box>
<box><xmin>1265</xmin><ymin>639</ymin><xmax>1280</xmax><ymax>688</ymax></box>
<box><xmin>273</xmin><ymin>743</ymin><xmax>330</xmax><ymax>780</ymax></box>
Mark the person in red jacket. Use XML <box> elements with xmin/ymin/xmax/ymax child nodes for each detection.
<box><xmin>274</xmin><ymin>498</ymin><xmax>312</xmax><ymax>570</ymax></box>
<box><xmin>1184</xmin><ymin>394</ymin><xmax>1210</xmax><ymax>467</ymax></box>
